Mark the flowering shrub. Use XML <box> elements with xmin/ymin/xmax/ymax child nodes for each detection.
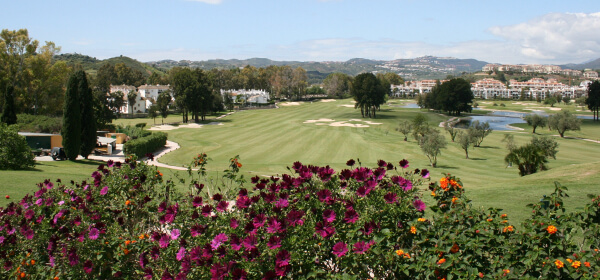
<box><xmin>1</xmin><ymin>156</ymin><xmax>599</xmax><ymax>279</ymax></box>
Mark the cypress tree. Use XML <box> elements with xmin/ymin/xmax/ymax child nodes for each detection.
<box><xmin>1</xmin><ymin>85</ymin><xmax>18</xmax><ymax>125</ymax></box>
<box><xmin>78</xmin><ymin>71</ymin><xmax>96</xmax><ymax>159</ymax></box>
<box><xmin>62</xmin><ymin>72</ymin><xmax>82</xmax><ymax>160</ymax></box>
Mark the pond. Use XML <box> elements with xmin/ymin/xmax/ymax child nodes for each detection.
<box><xmin>457</xmin><ymin>115</ymin><xmax>527</xmax><ymax>131</ymax></box>
<box><xmin>391</xmin><ymin>103</ymin><xmax>420</xmax><ymax>109</ymax></box>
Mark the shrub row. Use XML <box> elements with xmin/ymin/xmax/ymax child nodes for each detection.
<box><xmin>16</xmin><ymin>114</ymin><xmax>62</xmax><ymax>133</ymax></box>
<box><xmin>1</xmin><ymin>156</ymin><xmax>599</xmax><ymax>279</ymax></box>
<box><xmin>123</xmin><ymin>132</ymin><xmax>167</xmax><ymax>158</ymax></box>
<box><xmin>118</xmin><ymin>125</ymin><xmax>152</xmax><ymax>139</ymax></box>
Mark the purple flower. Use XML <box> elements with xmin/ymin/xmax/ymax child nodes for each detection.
<box><xmin>68</xmin><ymin>248</ymin><xmax>79</xmax><ymax>266</ymax></box>
<box><xmin>236</xmin><ymin>196</ymin><xmax>251</xmax><ymax>209</ymax></box>
<box><xmin>315</xmin><ymin>222</ymin><xmax>336</xmax><ymax>238</ymax></box>
<box><xmin>192</xmin><ymin>196</ymin><xmax>203</xmax><ymax>207</ymax></box>
<box><xmin>231</xmin><ymin>268</ymin><xmax>247</xmax><ymax>280</ymax></box>
<box><xmin>230</xmin><ymin>218</ymin><xmax>239</xmax><ymax>229</ymax></box>
<box><xmin>191</xmin><ymin>224</ymin><xmax>206</xmax><ymax>237</ymax></box>
<box><xmin>332</xmin><ymin>242</ymin><xmax>348</xmax><ymax>257</ymax></box>
<box><xmin>266</xmin><ymin>217</ymin><xmax>283</xmax><ymax>234</ymax></box>
<box><xmin>242</xmin><ymin>235</ymin><xmax>257</xmax><ymax>251</ymax></box>
<box><xmin>176</xmin><ymin>247</ymin><xmax>186</xmax><ymax>261</ymax></box>
<box><xmin>316</xmin><ymin>189</ymin><xmax>333</xmax><ymax>204</ymax></box>
<box><xmin>286</xmin><ymin>209</ymin><xmax>305</xmax><ymax>227</ymax></box>
<box><xmin>384</xmin><ymin>192</ymin><xmax>398</xmax><ymax>204</ymax></box>
<box><xmin>275</xmin><ymin>198</ymin><xmax>289</xmax><ymax>208</ymax></box>
<box><xmin>352</xmin><ymin>241</ymin><xmax>371</xmax><ymax>254</ymax></box>
<box><xmin>267</xmin><ymin>236</ymin><xmax>281</xmax><ymax>250</ymax></box>
<box><xmin>171</xmin><ymin>229</ymin><xmax>180</xmax><ymax>240</ymax></box>
<box><xmin>275</xmin><ymin>250</ymin><xmax>291</xmax><ymax>267</ymax></box>
<box><xmin>100</xmin><ymin>186</ymin><xmax>108</xmax><ymax>195</ymax></box>
<box><xmin>344</xmin><ymin>208</ymin><xmax>359</xmax><ymax>224</ymax></box>
<box><xmin>83</xmin><ymin>260</ymin><xmax>93</xmax><ymax>274</ymax></box>
<box><xmin>230</xmin><ymin>235</ymin><xmax>242</xmax><ymax>251</ymax></box>
<box><xmin>107</xmin><ymin>160</ymin><xmax>114</xmax><ymax>167</ymax></box>
<box><xmin>201</xmin><ymin>205</ymin><xmax>213</xmax><ymax>217</ymax></box>
<box><xmin>216</xmin><ymin>201</ymin><xmax>229</xmax><ymax>213</ymax></box>
<box><xmin>399</xmin><ymin>159</ymin><xmax>409</xmax><ymax>168</ymax></box>
<box><xmin>211</xmin><ymin>233</ymin><xmax>228</xmax><ymax>250</ymax></box>
<box><xmin>421</xmin><ymin>169</ymin><xmax>430</xmax><ymax>179</ymax></box>
<box><xmin>253</xmin><ymin>214</ymin><xmax>267</xmax><ymax>228</ymax></box>
<box><xmin>323</xmin><ymin>209</ymin><xmax>336</xmax><ymax>223</ymax></box>
<box><xmin>88</xmin><ymin>228</ymin><xmax>100</xmax><ymax>240</ymax></box>
<box><xmin>346</xmin><ymin>159</ymin><xmax>356</xmax><ymax>166</ymax></box>
<box><xmin>24</xmin><ymin>209</ymin><xmax>34</xmax><ymax>220</ymax></box>
<box><xmin>20</xmin><ymin>226</ymin><xmax>34</xmax><ymax>240</ymax></box>
<box><xmin>413</xmin><ymin>199</ymin><xmax>426</xmax><ymax>212</ymax></box>
<box><xmin>159</xmin><ymin>234</ymin><xmax>170</xmax><ymax>248</ymax></box>
<box><xmin>161</xmin><ymin>270</ymin><xmax>174</xmax><ymax>280</ymax></box>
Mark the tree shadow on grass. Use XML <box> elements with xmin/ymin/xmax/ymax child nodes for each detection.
<box><xmin>476</xmin><ymin>146</ymin><xmax>499</xmax><ymax>149</ymax></box>
<box><xmin>469</xmin><ymin>158</ymin><xmax>487</xmax><ymax>161</ymax></box>
<box><xmin>433</xmin><ymin>165</ymin><xmax>459</xmax><ymax>169</ymax></box>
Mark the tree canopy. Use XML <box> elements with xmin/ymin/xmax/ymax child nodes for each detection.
<box><xmin>422</xmin><ymin>78</ymin><xmax>474</xmax><ymax>116</ymax></box>
<box><xmin>548</xmin><ymin>110</ymin><xmax>581</xmax><ymax>138</ymax></box>
<box><xmin>351</xmin><ymin>73</ymin><xmax>386</xmax><ymax>118</ymax></box>
<box><xmin>586</xmin><ymin>81</ymin><xmax>600</xmax><ymax>121</ymax></box>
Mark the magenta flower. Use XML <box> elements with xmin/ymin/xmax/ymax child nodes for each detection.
<box><xmin>352</xmin><ymin>241</ymin><xmax>371</xmax><ymax>254</ymax></box>
<box><xmin>344</xmin><ymin>208</ymin><xmax>359</xmax><ymax>224</ymax></box>
<box><xmin>266</xmin><ymin>217</ymin><xmax>283</xmax><ymax>234</ymax></box>
<box><xmin>88</xmin><ymin>227</ymin><xmax>100</xmax><ymax>240</ymax></box>
<box><xmin>171</xmin><ymin>229</ymin><xmax>180</xmax><ymax>240</ymax></box>
<box><xmin>346</xmin><ymin>159</ymin><xmax>356</xmax><ymax>166</ymax></box>
<box><xmin>192</xmin><ymin>196</ymin><xmax>203</xmax><ymax>207</ymax></box>
<box><xmin>267</xmin><ymin>236</ymin><xmax>282</xmax><ymax>250</ymax></box>
<box><xmin>323</xmin><ymin>209</ymin><xmax>336</xmax><ymax>223</ymax></box>
<box><xmin>413</xmin><ymin>199</ymin><xmax>426</xmax><ymax>212</ymax></box>
<box><xmin>275</xmin><ymin>250</ymin><xmax>291</xmax><ymax>267</ymax></box>
<box><xmin>421</xmin><ymin>169</ymin><xmax>430</xmax><ymax>179</ymax></box>
<box><xmin>159</xmin><ymin>234</ymin><xmax>170</xmax><ymax>248</ymax></box>
<box><xmin>242</xmin><ymin>235</ymin><xmax>257</xmax><ymax>251</ymax></box>
<box><xmin>100</xmin><ymin>186</ymin><xmax>108</xmax><ymax>195</ymax></box>
<box><xmin>253</xmin><ymin>214</ymin><xmax>267</xmax><ymax>228</ymax></box>
<box><xmin>356</xmin><ymin>186</ymin><xmax>369</xmax><ymax>197</ymax></box>
<box><xmin>176</xmin><ymin>247</ymin><xmax>186</xmax><ymax>261</ymax></box>
<box><xmin>315</xmin><ymin>222</ymin><xmax>336</xmax><ymax>238</ymax></box>
<box><xmin>20</xmin><ymin>226</ymin><xmax>34</xmax><ymax>240</ymax></box>
<box><xmin>211</xmin><ymin>233</ymin><xmax>228</xmax><ymax>250</ymax></box>
<box><xmin>216</xmin><ymin>201</ymin><xmax>229</xmax><ymax>213</ymax></box>
<box><xmin>384</xmin><ymin>192</ymin><xmax>398</xmax><ymax>204</ymax></box>
<box><xmin>399</xmin><ymin>159</ymin><xmax>409</xmax><ymax>168</ymax></box>
<box><xmin>83</xmin><ymin>260</ymin><xmax>93</xmax><ymax>274</ymax></box>
<box><xmin>24</xmin><ymin>209</ymin><xmax>34</xmax><ymax>220</ymax></box>
<box><xmin>236</xmin><ymin>195</ymin><xmax>251</xmax><ymax>209</ymax></box>
<box><xmin>230</xmin><ymin>235</ymin><xmax>242</xmax><ymax>251</ymax></box>
<box><xmin>332</xmin><ymin>242</ymin><xmax>348</xmax><ymax>257</ymax></box>
<box><xmin>191</xmin><ymin>224</ymin><xmax>206</xmax><ymax>237</ymax></box>
<box><xmin>230</xmin><ymin>218</ymin><xmax>239</xmax><ymax>229</ymax></box>
<box><xmin>201</xmin><ymin>205</ymin><xmax>213</xmax><ymax>217</ymax></box>
<box><xmin>316</xmin><ymin>189</ymin><xmax>332</xmax><ymax>203</ymax></box>
<box><xmin>161</xmin><ymin>270</ymin><xmax>173</xmax><ymax>280</ymax></box>
<box><xmin>286</xmin><ymin>209</ymin><xmax>305</xmax><ymax>227</ymax></box>
<box><xmin>275</xmin><ymin>198</ymin><xmax>289</xmax><ymax>208</ymax></box>
<box><xmin>231</xmin><ymin>268</ymin><xmax>248</xmax><ymax>280</ymax></box>
<box><xmin>68</xmin><ymin>248</ymin><xmax>79</xmax><ymax>266</ymax></box>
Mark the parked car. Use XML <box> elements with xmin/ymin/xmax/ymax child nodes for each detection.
<box><xmin>51</xmin><ymin>147</ymin><xmax>66</xmax><ymax>161</ymax></box>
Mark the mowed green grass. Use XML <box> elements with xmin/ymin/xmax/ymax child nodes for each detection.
<box><xmin>157</xmin><ymin>99</ymin><xmax>600</xmax><ymax>221</ymax></box>
<box><xmin>2</xmin><ymin>99</ymin><xmax>600</xmax><ymax>223</ymax></box>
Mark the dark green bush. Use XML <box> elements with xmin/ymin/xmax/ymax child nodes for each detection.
<box><xmin>118</xmin><ymin>125</ymin><xmax>151</xmax><ymax>139</ymax></box>
<box><xmin>0</xmin><ymin>123</ymin><xmax>35</xmax><ymax>170</ymax></box>
<box><xmin>135</xmin><ymin>122</ymin><xmax>147</xmax><ymax>129</ymax></box>
<box><xmin>123</xmin><ymin>132</ymin><xmax>167</xmax><ymax>157</ymax></box>
<box><xmin>16</xmin><ymin>114</ymin><xmax>62</xmax><ymax>133</ymax></box>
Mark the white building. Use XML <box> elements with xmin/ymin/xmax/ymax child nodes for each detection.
<box><xmin>138</xmin><ymin>84</ymin><xmax>172</xmax><ymax>108</ymax></box>
<box><xmin>221</xmin><ymin>89</ymin><xmax>270</xmax><ymax>104</ymax></box>
<box><xmin>109</xmin><ymin>84</ymin><xmax>172</xmax><ymax>114</ymax></box>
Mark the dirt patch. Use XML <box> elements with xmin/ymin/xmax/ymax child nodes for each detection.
<box><xmin>279</xmin><ymin>102</ymin><xmax>301</xmax><ymax>106</ymax></box>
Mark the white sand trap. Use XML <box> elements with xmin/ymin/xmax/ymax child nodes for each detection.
<box><xmin>480</xmin><ymin>102</ymin><xmax>492</xmax><ymax>104</ymax></box>
<box><xmin>349</xmin><ymin>119</ymin><xmax>362</xmax><ymax>122</ymax></box>
<box><xmin>549</xmin><ymin>107</ymin><xmax>562</xmax><ymax>111</ymax></box>
<box><xmin>207</xmin><ymin>122</ymin><xmax>223</xmax><ymax>125</ymax></box>
<box><xmin>321</xmin><ymin>99</ymin><xmax>336</xmax><ymax>102</ymax></box>
<box><xmin>179</xmin><ymin>123</ymin><xmax>204</xmax><ymax>128</ymax></box>
<box><xmin>340</xmin><ymin>105</ymin><xmax>355</xmax><ymax>108</ymax></box>
<box><xmin>364</xmin><ymin>121</ymin><xmax>383</xmax><ymax>125</ymax></box>
<box><xmin>279</xmin><ymin>102</ymin><xmax>301</xmax><ymax>106</ymax></box>
<box><xmin>149</xmin><ymin>125</ymin><xmax>179</xmax><ymax>131</ymax></box>
<box><xmin>304</xmin><ymin>118</ymin><xmax>335</xmax><ymax>123</ymax></box>
<box><xmin>149</xmin><ymin>122</ymin><xmax>223</xmax><ymax>131</ymax></box>
<box><xmin>330</xmin><ymin>122</ymin><xmax>369</xmax><ymax>128</ymax></box>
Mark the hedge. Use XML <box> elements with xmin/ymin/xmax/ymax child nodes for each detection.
<box><xmin>123</xmin><ymin>132</ymin><xmax>167</xmax><ymax>158</ymax></box>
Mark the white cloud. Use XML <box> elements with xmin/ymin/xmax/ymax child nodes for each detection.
<box><xmin>488</xmin><ymin>12</ymin><xmax>600</xmax><ymax>64</ymax></box>
<box><xmin>185</xmin><ymin>0</ymin><xmax>223</xmax><ymax>4</ymax></box>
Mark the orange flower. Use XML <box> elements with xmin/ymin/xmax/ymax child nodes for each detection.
<box><xmin>418</xmin><ymin>218</ymin><xmax>426</xmax><ymax>222</ymax></box>
<box><xmin>572</xmin><ymin>261</ymin><xmax>581</xmax><ymax>268</ymax></box>
<box><xmin>20</xmin><ymin>272</ymin><xmax>26</xmax><ymax>279</ymax></box>
<box><xmin>450</xmin><ymin>179</ymin><xmax>457</xmax><ymax>187</ymax></box>
<box><xmin>486</xmin><ymin>218</ymin><xmax>493</xmax><ymax>222</ymax></box>
<box><xmin>125</xmin><ymin>240</ymin><xmax>132</xmax><ymax>246</ymax></box>
<box><xmin>30</xmin><ymin>260</ymin><xmax>35</xmax><ymax>265</ymax></box>
<box><xmin>440</xmin><ymin>177</ymin><xmax>449</xmax><ymax>190</ymax></box>
<box><xmin>437</xmin><ymin>258</ymin><xmax>446</xmax><ymax>265</ymax></box>
<box><xmin>546</xmin><ymin>225</ymin><xmax>558</xmax><ymax>234</ymax></box>
<box><xmin>410</xmin><ymin>226</ymin><xmax>417</xmax><ymax>234</ymax></box>
<box><xmin>566</xmin><ymin>258</ymin><xmax>573</xmax><ymax>263</ymax></box>
<box><xmin>450</xmin><ymin>243</ymin><xmax>459</xmax><ymax>253</ymax></box>
<box><xmin>125</xmin><ymin>200</ymin><xmax>131</xmax><ymax>206</ymax></box>
<box><xmin>236</xmin><ymin>162</ymin><xmax>242</xmax><ymax>168</ymax></box>
<box><xmin>396</xmin><ymin>249</ymin><xmax>404</xmax><ymax>256</ymax></box>
<box><xmin>584</xmin><ymin>261</ymin><xmax>591</xmax><ymax>267</ymax></box>
<box><xmin>555</xmin><ymin>259</ymin><xmax>564</xmax><ymax>269</ymax></box>
<box><xmin>478</xmin><ymin>272</ymin><xmax>484</xmax><ymax>278</ymax></box>
<box><xmin>503</xmin><ymin>269</ymin><xmax>510</xmax><ymax>274</ymax></box>
<box><xmin>54</xmin><ymin>277</ymin><xmax>59</xmax><ymax>280</ymax></box>
<box><xmin>139</xmin><ymin>234</ymin><xmax>145</xmax><ymax>240</ymax></box>
<box><xmin>503</xmin><ymin>225</ymin><xmax>514</xmax><ymax>233</ymax></box>
<box><xmin>123</xmin><ymin>248</ymin><xmax>130</xmax><ymax>255</ymax></box>
<box><xmin>431</xmin><ymin>191</ymin><xmax>436</xmax><ymax>196</ymax></box>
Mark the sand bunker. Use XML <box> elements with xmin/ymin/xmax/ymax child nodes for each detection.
<box><xmin>549</xmin><ymin>107</ymin><xmax>562</xmax><ymax>111</ymax></box>
<box><xmin>340</xmin><ymin>105</ymin><xmax>355</xmax><ymax>108</ymax></box>
<box><xmin>320</xmin><ymin>99</ymin><xmax>336</xmax><ymax>102</ymax></box>
<box><xmin>279</xmin><ymin>102</ymin><xmax>301</xmax><ymax>106</ymax></box>
<box><xmin>305</xmin><ymin>118</ymin><xmax>382</xmax><ymax>128</ymax></box>
<box><xmin>149</xmin><ymin>122</ymin><xmax>223</xmax><ymax>131</ymax></box>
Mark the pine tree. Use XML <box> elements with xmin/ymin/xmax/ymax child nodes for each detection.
<box><xmin>78</xmin><ymin>71</ymin><xmax>96</xmax><ymax>159</ymax></box>
<box><xmin>1</xmin><ymin>85</ymin><xmax>17</xmax><ymax>125</ymax></box>
<box><xmin>62</xmin><ymin>72</ymin><xmax>82</xmax><ymax>160</ymax></box>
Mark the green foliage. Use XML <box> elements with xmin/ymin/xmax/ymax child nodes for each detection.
<box><xmin>468</xmin><ymin>120</ymin><xmax>492</xmax><ymax>147</ymax></box>
<box><xmin>123</xmin><ymin>132</ymin><xmax>167</xmax><ymax>158</ymax></box>
<box><xmin>444</xmin><ymin>121</ymin><xmax>459</xmax><ymax>142</ymax></box>
<box><xmin>118</xmin><ymin>125</ymin><xmax>151</xmax><ymax>139</ymax></box>
<box><xmin>78</xmin><ymin>71</ymin><xmax>96</xmax><ymax>159</ymax></box>
<box><xmin>351</xmin><ymin>73</ymin><xmax>386</xmax><ymax>118</ymax></box>
<box><xmin>586</xmin><ymin>81</ymin><xmax>600</xmax><ymax>121</ymax></box>
<box><xmin>61</xmin><ymin>71</ymin><xmax>82</xmax><ymax>160</ymax></box>
<box><xmin>457</xmin><ymin>130</ymin><xmax>475</xmax><ymax>159</ymax></box>
<box><xmin>418</xmin><ymin>128</ymin><xmax>447</xmax><ymax>167</ymax></box>
<box><xmin>411</xmin><ymin>113</ymin><xmax>429</xmax><ymax>140</ymax></box>
<box><xmin>15</xmin><ymin>113</ymin><xmax>62</xmax><ymax>133</ymax></box>
<box><xmin>548</xmin><ymin>110</ymin><xmax>581</xmax><ymax>138</ymax></box>
<box><xmin>135</xmin><ymin>122</ymin><xmax>147</xmax><ymax>129</ymax></box>
<box><xmin>1</xmin><ymin>85</ymin><xmax>17</xmax><ymax>125</ymax></box>
<box><xmin>525</xmin><ymin>114</ymin><xmax>548</xmax><ymax>133</ymax></box>
<box><xmin>423</xmin><ymin>78</ymin><xmax>474</xmax><ymax>116</ymax></box>
<box><xmin>396</xmin><ymin>120</ymin><xmax>413</xmax><ymax>141</ymax></box>
<box><xmin>505</xmin><ymin>136</ymin><xmax>558</xmax><ymax>176</ymax></box>
<box><xmin>0</xmin><ymin>123</ymin><xmax>35</xmax><ymax>169</ymax></box>
<box><xmin>545</xmin><ymin>96</ymin><xmax>558</xmax><ymax>107</ymax></box>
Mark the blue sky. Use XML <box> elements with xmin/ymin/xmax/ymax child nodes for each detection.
<box><xmin>2</xmin><ymin>0</ymin><xmax>599</xmax><ymax>64</ymax></box>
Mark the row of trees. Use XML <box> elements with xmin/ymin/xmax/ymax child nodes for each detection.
<box><xmin>524</xmin><ymin>110</ymin><xmax>581</xmax><ymax>137</ymax></box>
